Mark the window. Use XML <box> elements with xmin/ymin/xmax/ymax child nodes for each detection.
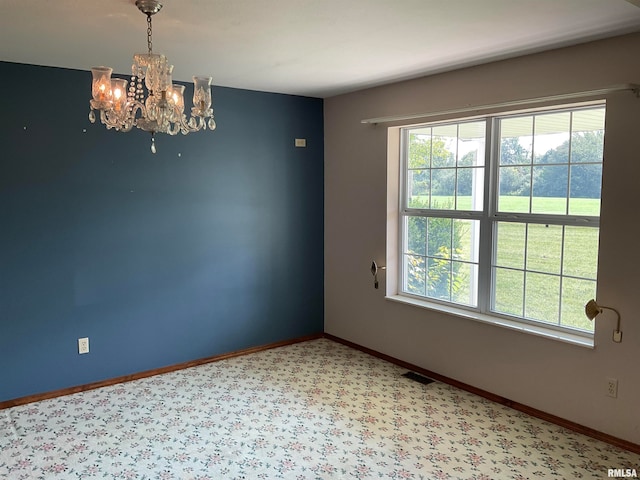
<box><xmin>400</xmin><ymin>103</ymin><xmax>605</xmax><ymax>339</ymax></box>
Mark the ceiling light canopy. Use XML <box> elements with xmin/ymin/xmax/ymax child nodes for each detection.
<box><xmin>89</xmin><ymin>0</ymin><xmax>215</xmax><ymax>153</ymax></box>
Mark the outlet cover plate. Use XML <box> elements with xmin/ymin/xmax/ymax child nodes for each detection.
<box><xmin>606</xmin><ymin>377</ymin><xmax>618</xmax><ymax>398</ymax></box>
<box><xmin>78</xmin><ymin>337</ymin><xmax>89</xmax><ymax>354</ymax></box>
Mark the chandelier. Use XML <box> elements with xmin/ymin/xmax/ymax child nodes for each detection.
<box><xmin>88</xmin><ymin>0</ymin><xmax>215</xmax><ymax>153</ymax></box>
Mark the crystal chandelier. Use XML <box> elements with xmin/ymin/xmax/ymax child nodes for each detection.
<box><xmin>89</xmin><ymin>0</ymin><xmax>215</xmax><ymax>153</ymax></box>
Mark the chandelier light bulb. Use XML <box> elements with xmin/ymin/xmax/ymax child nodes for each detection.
<box><xmin>111</xmin><ymin>79</ymin><xmax>128</xmax><ymax>112</ymax></box>
<box><xmin>91</xmin><ymin>66</ymin><xmax>113</xmax><ymax>106</ymax></box>
<box><xmin>88</xmin><ymin>0</ymin><xmax>216</xmax><ymax>153</ymax></box>
<box><xmin>170</xmin><ymin>84</ymin><xmax>186</xmax><ymax>117</ymax></box>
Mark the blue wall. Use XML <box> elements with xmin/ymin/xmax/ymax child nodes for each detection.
<box><xmin>0</xmin><ymin>62</ymin><xmax>324</xmax><ymax>402</ymax></box>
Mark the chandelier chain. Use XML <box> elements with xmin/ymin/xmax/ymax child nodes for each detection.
<box><xmin>147</xmin><ymin>14</ymin><xmax>153</xmax><ymax>54</ymax></box>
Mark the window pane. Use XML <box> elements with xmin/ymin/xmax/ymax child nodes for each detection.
<box><xmin>408</xmin><ymin>131</ymin><xmax>431</xmax><ymax>168</ymax></box>
<box><xmin>493</xmin><ymin>268</ymin><xmax>524</xmax><ymax>317</ymax></box>
<box><xmin>526</xmin><ymin>224</ymin><xmax>562</xmax><ymax>274</ymax></box>
<box><xmin>456</xmin><ymin>167</ymin><xmax>484</xmax><ymax>211</ymax></box>
<box><xmin>498</xmin><ymin>166</ymin><xmax>531</xmax><ymax>213</ymax></box>
<box><xmin>407</xmin><ymin>169</ymin><xmax>430</xmax><ymax>208</ymax></box>
<box><xmin>452</xmin><ymin>262</ymin><xmax>477</xmax><ymax>307</ymax></box>
<box><xmin>432</xmin><ymin>125</ymin><xmax>457</xmax><ymax>167</ymax></box>
<box><xmin>561</xmin><ymin>278</ymin><xmax>596</xmax><ymax>331</ymax></box>
<box><xmin>453</xmin><ymin>219</ymin><xmax>480</xmax><ymax>263</ymax></box>
<box><xmin>569</xmin><ymin>164</ymin><xmax>602</xmax><ymax>216</ymax></box>
<box><xmin>524</xmin><ymin>272</ymin><xmax>560</xmax><ymax>324</ymax></box>
<box><xmin>563</xmin><ymin>226</ymin><xmax>599</xmax><ymax>279</ymax></box>
<box><xmin>495</xmin><ymin>222</ymin><xmax>526</xmax><ymax>269</ymax></box>
<box><xmin>531</xmin><ymin>165</ymin><xmax>568</xmax><ymax>214</ymax></box>
<box><xmin>533</xmin><ymin>112</ymin><xmax>570</xmax><ymax>163</ymax></box>
<box><xmin>458</xmin><ymin>122</ymin><xmax>486</xmax><ymax>167</ymax></box>
<box><xmin>570</xmin><ymin>132</ymin><xmax>604</xmax><ymax>163</ymax></box>
<box><xmin>500</xmin><ymin>117</ymin><xmax>533</xmax><ymax>166</ymax></box>
<box><xmin>427</xmin><ymin>257</ymin><xmax>451</xmax><ymax>300</ymax></box>
<box><xmin>405</xmin><ymin>121</ymin><xmax>485</xmax><ymax>213</ymax></box>
<box><xmin>497</xmin><ymin>108</ymin><xmax>606</xmax><ymax>219</ymax></box>
<box><xmin>431</xmin><ymin>169</ymin><xmax>455</xmax><ymax>207</ymax></box>
<box><xmin>403</xmin><ymin>215</ymin><xmax>481</xmax><ymax>307</ymax></box>
<box><xmin>572</xmin><ymin>108</ymin><xmax>605</xmax><ymax>133</ymax></box>
<box><xmin>406</xmin><ymin>216</ymin><xmax>426</xmax><ymax>256</ymax></box>
<box><xmin>405</xmin><ymin>255</ymin><xmax>426</xmax><ymax>296</ymax></box>
<box><xmin>427</xmin><ymin>217</ymin><xmax>451</xmax><ymax>258</ymax></box>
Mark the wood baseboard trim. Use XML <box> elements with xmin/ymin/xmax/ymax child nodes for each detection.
<box><xmin>0</xmin><ymin>333</ymin><xmax>323</xmax><ymax>410</ymax></box>
<box><xmin>323</xmin><ymin>333</ymin><xmax>640</xmax><ymax>455</ymax></box>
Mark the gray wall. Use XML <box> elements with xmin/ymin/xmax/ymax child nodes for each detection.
<box><xmin>324</xmin><ymin>33</ymin><xmax>640</xmax><ymax>444</ymax></box>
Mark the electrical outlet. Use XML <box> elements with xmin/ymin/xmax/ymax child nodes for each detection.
<box><xmin>78</xmin><ymin>337</ymin><xmax>89</xmax><ymax>355</ymax></box>
<box><xmin>606</xmin><ymin>377</ymin><xmax>618</xmax><ymax>398</ymax></box>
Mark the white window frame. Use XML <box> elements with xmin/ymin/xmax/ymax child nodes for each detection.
<box><xmin>392</xmin><ymin>101</ymin><xmax>605</xmax><ymax>347</ymax></box>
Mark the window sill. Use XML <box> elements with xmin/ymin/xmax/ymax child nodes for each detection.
<box><xmin>385</xmin><ymin>294</ymin><xmax>594</xmax><ymax>349</ymax></box>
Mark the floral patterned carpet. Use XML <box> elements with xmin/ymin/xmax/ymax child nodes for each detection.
<box><xmin>1</xmin><ymin>338</ymin><xmax>638</xmax><ymax>479</ymax></box>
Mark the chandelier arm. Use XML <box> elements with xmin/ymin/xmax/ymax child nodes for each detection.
<box><xmin>119</xmin><ymin>110</ymin><xmax>137</xmax><ymax>132</ymax></box>
<box><xmin>169</xmin><ymin>106</ymin><xmax>184</xmax><ymax>135</ymax></box>
<box><xmin>182</xmin><ymin>115</ymin><xmax>201</xmax><ymax>133</ymax></box>
<box><xmin>119</xmin><ymin>121</ymin><xmax>136</xmax><ymax>133</ymax></box>
<box><xmin>129</xmin><ymin>100</ymin><xmax>146</xmax><ymax>124</ymax></box>
<box><xmin>188</xmin><ymin>115</ymin><xmax>205</xmax><ymax>132</ymax></box>
<box><xmin>176</xmin><ymin>115</ymin><xmax>191</xmax><ymax>134</ymax></box>
<box><xmin>99</xmin><ymin>109</ymin><xmax>116</xmax><ymax>128</ymax></box>
<box><xmin>103</xmin><ymin>110</ymin><xmax>117</xmax><ymax>127</ymax></box>
<box><xmin>168</xmin><ymin>121</ymin><xmax>181</xmax><ymax>135</ymax></box>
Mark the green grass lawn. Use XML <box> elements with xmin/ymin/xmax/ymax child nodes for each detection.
<box><xmin>410</xmin><ymin>194</ymin><xmax>600</xmax><ymax>216</ymax></box>
<box><xmin>406</xmin><ymin>195</ymin><xmax>600</xmax><ymax>332</ymax></box>
<box><xmin>493</xmin><ymin>221</ymin><xmax>598</xmax><ymax>331</ymax></box>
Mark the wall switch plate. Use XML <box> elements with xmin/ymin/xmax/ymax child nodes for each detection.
<box><xmin>78</xmin><ymin>337</ymin><xmax>89</xmax><ymax>354</ymax></box>
<box><xmin>295</xmin><ymin>138</ymin><xmax>306</xmax><ymax>147</ymax></box>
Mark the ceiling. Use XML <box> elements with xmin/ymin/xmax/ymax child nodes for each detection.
<box><xmin>1</xmin><ymin>0</ymin><xmax>640</xmax><ymax>98</ymax></box>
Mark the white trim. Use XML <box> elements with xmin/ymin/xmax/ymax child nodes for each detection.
<box><xmin>385</xmin><ymin>294</ymin><xmax>594</xmax><ymax>348</ymax></box>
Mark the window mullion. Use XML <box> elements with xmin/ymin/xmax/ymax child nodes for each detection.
<box><xmin>477</xmin><ymin>117</ymin><xmax>495</xmax><ymax>314</ymax></box>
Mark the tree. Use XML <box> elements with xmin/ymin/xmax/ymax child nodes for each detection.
<box><xmin>406</xmin><ymin>206</ymin><xmax>468</xmax><ymax>300</ymax></box>
<box><xmin>406</xmin><ymin>133</ymin><xmax>469</xmax><ymax>300</ymax></box>
<box><xmin>498</xmin><ymin>137</ymin><xmax>532</xmax><ymax>196</ymax></box>
<box><xmin>535</xmin><ymin>131</ymin><xmax>604</xmax><ymax>198</ymax></box>
<box><xmin>500</xmin><ymin>137</ymin><xmax>531</xmax><ymax>165</ymax></box>
<box><xmin>408</xmin><ymin>134</ymin><xmax>455</xmax><ymax>202</ymax></box>
<box><xmin>408</xmin><ymin>133</ymin><xmax>453</xmax><ymax>168</ymax></box>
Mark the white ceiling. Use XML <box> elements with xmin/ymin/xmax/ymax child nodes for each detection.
<box><xmin>1</xmin><ymin>0</ymin><xmax>640</xmax><ymax>98</ymax></box>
